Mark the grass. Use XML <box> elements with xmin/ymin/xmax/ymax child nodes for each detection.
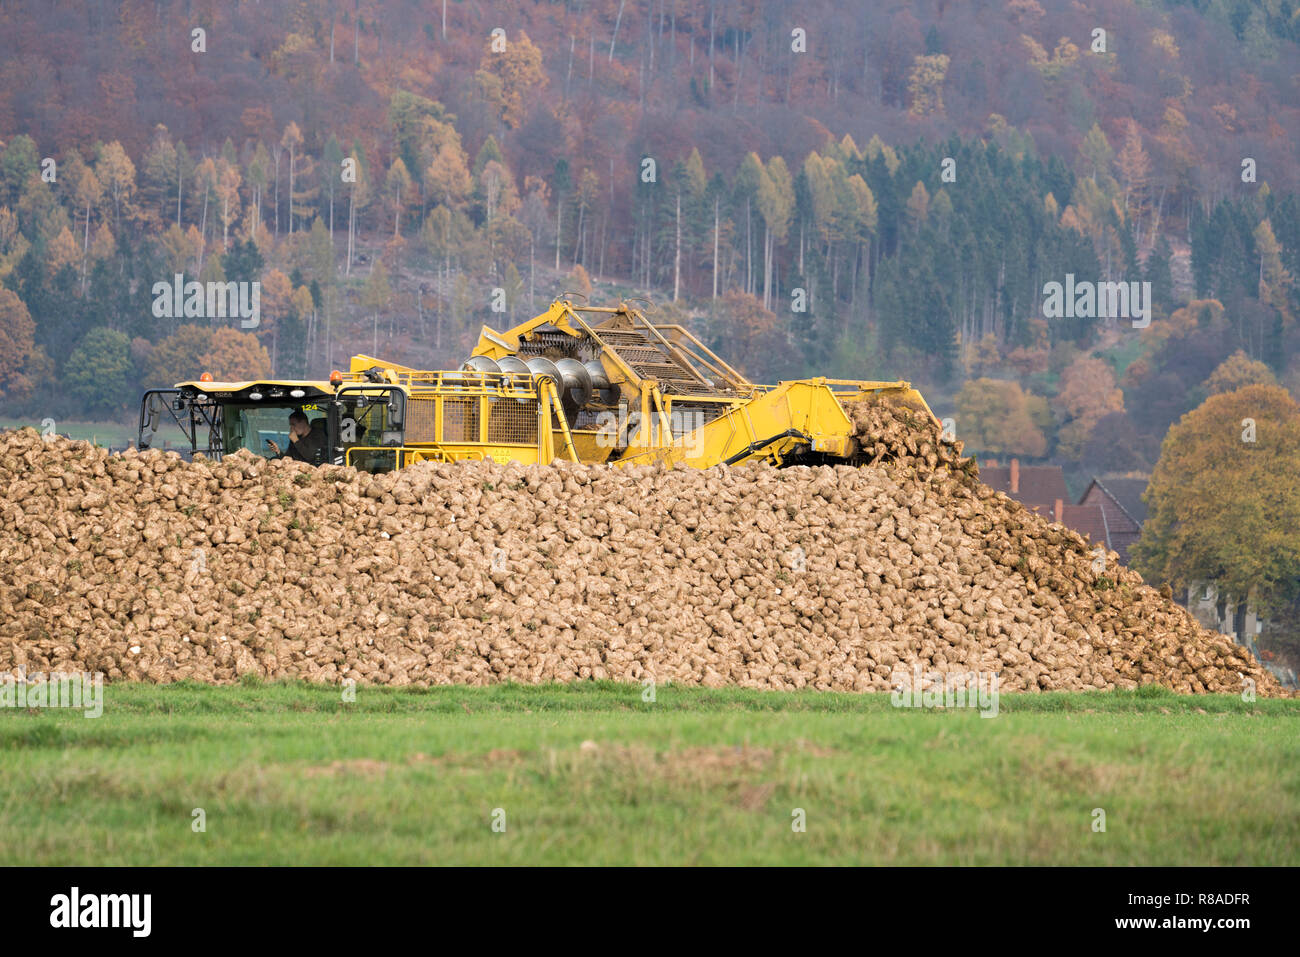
<box><xmin>1</xmin><ymin>681</ymin><xmax>1296</xmax><ymax>865</ymax></box>
<box><xmin>0</xmin><ymin>417</ymin><xmax>138</xmax><ymax>448</ymax></box>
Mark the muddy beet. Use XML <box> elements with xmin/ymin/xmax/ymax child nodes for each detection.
<box><xmin>0</xmin><ymin>425</ymin><xmax>1286</xmax><ymax>696</ymax></box>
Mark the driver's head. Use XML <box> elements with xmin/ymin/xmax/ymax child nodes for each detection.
<box><xmin>288</xmin><ymin>410</ymin><xmax>310</xmax><ymax>439</ymax></box>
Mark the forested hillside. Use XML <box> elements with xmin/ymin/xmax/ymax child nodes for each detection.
<box><xmin>0</xmin><ymin>0</ymin><xmax>1297</xmax><ymax>482</ymax></box>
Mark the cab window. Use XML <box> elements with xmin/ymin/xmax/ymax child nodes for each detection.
<box><xmin>224</xmin><ymin>404</ymin><xmax>326</xmax><ymax>457</ymax></box>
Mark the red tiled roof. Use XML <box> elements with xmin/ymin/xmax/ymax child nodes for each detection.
<box><xmin>1106</xmin><ymin>529</ymin><xmax>1142</xmax><ymax>566</ymax></box>
<box><xmin>1082</xmin><ymin>477</ymin><xmax>1149</xmax><ymax>527</ymax></box>
<box><xmin>1058</xmin><ymin>504</ymin><xmax>1109</xmax><ymax>548</ymax></box>
<box><xmin>980</xmin><ymin>463</ymin><xmax>1069</xmax><ymax>508</ymax></box>
<box><xmin>1078</xmin><ymin>476</ymin><xmax>1150</xmax><ymax>564</ymax></box>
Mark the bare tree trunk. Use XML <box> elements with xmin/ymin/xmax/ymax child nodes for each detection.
<box><xmin>346</xmin><ymin>193</ymin><xmax>355</xmax><ymax>276</ymax></box>
<box><xmin>81</xmin><ymin>197</ymin><xmax>91</xmax><ymax>291</ymax></box>
<box><xmin>609</xmin><ymin>0</ymin><xmax>626</xmax><ymax>62</ymax></box>
<box><xmin>599</xmin><ymin>213</ymin><xmax>608</xmax><ymax>279</ymax></box>
<box><xmin>673</xmin><ymin>192</ymin><xmax>681</xmax><ymax>301</ymax></box>
<box><xmin>273</xmin><ymin>152</ymin><xmax>281</xmax><ymax>235</ymax></box>
<box><xmin>565</xmin><ymin>35</ymin><xmax>575</xmax><ymax>101</ymax></box>
<box><xmin>712</xmin><ymin>196</ymin><xmax>719</xmax><ymax>300</ymax></box>
<box><xmin>763</xmin><ymin>225</ymin><xmax>772</xmax><ymax>310</ymax></box>
<box><xmin>288</xmin><ymin>147</ymin><xmax>295</xmax><ymax>235</ymax></box>
<box><xmin>708</xmin><ymin>1</ymin><xmax>715</xmax><ymax>93</ymax></box>
<box><xmin>573</xmin><ymin>201</ymin><xmax>584</xmax><ymax>263</ymax></box>
<box><xmin>745</xmin><ymin>199</ymin><xmax>752</xmax><ymax>294</ymax></box>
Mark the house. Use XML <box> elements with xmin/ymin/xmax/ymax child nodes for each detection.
<box><xmin>981</xmin><ymin>458</ymin><xmax>1112</xmax><ymax>557</ymax></box>
<box><xmin>980</xmin><ymin>458</ymin><xmax>1069</xmax><ymax>519</ymax></box>
<box><xmin>1078</xmin><ymin>478</ymin><xmax>1149</xmax><ymax>565</ymax></box>
<box><xmin>1184</xmin><ymin>582</ymin><xmax>1264</xmax><ymax>642</ymax></box>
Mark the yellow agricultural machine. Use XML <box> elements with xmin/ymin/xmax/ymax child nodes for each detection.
<box><xmin>137</xmin><ymin>298</ymin><xmax>940</xmax><ymax>471</ymax></box>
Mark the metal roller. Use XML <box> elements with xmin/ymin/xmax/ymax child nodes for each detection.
<box><xmin>496</xmin><ymin>355</ymin><xmax>532</xmax><ymax>404</ymax></box>
<box><xmin>524</xmin><ymin>356</ymin><xmax>562</xmax><ymax>386</ymax></box>
<box><xmin>459</xmin><ymin>354</ymin><xmax>605</xmax><ymax>412</ymax></box>
<box><xmin>584</xmin><ymin>360</ymin><xmax>616</xmax><ymax>406</ymax></box>
<box><xmin>463</xmin><ymin>355</ymin><xmax>501</xmax><ymax>375</ymax></box>
<box><xmin>554</xmin><ymin>358</ymin><xmax>592</xmax><ymax>408</ymax></box>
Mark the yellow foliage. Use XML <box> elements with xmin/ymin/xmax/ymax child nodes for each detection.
<box><xmin>907</xmin><ymin>54</ymin><xmax>949</xmax><ymax>116</ymax></box>
<box><xmin>1134</xmin><ymin>385</ymin><xmax>1300</xmax><ymax>611</ymax></box>
<box><xmin>954</xmin><ymin>377</ymin><xmax>1047</xmax><ymax>457</ymax></box>
<box><xmin>47</xmin><ymin>226</ymin><xmax>81</xmax><ymax>276</ymax></box>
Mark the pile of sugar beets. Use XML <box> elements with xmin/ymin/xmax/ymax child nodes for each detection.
<box><xmin>0</xmin><ymin>411</ymin><xmax>1287</xmax><ymax>696</ymax></box>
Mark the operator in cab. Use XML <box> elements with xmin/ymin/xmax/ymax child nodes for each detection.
<box><xmin>267</xmin><ymin>410</ymin><xmax>325</xmax><ymax>464</ymax></box>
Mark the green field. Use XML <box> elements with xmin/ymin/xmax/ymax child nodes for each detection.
<box><xmin>0</xmin><ymin>418</ymin><xmax>137</xmax><ymax>448</ymax></box>
<box><xmin>1</xmin><ymin>681</ymin><xmax>1296</xmax><ymax>865</ymax></box>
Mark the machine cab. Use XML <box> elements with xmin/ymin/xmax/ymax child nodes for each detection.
<box><xmin>137</xmin><ymin>374</ymin><xmax>407</xmax><ymax>470</ymax></box>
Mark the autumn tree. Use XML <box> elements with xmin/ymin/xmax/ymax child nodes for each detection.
<box><xmin>46</xmin><ymin>227</ymin><xmax>81</xmax><ymax>277</ymax></box>
<box><xmin>1054</xmin><ymin>355</ymin><xmax>1125</xmax><ymax>460</ymax></box>
<box><xmin>95</xmin><ymin>141</ymin><xmax>136</xmax><ymax>234</ymax></box>
<box><xmin>1253</xmin><ymin>219</ymin><xmax>1293</xmax><ymax>322</ymax></box>
<box><xmin>1205</xmin><ymin>351</ymin><xmax>1277</xmax><ymax>395</ymax></box>
<box><xmin>709</xmin><ymin>291</ymin><xmax>788</xmax><ymax>382</ymax></box>
<box><xmin>1133</xmin><ymin>385</ymin><xmax>1300</xmax><ymax>613</ymax></box>
<box><xmin>424</xmin><ymin>141</ymin><xmax>472</xmax><ymax>210</ymax></box>
<box><xmin>215</xmin><ymin>159</ymin><xmax>242</xmax><ymax>249</ymax></box>
<box><xmin>475</xmin><ymin>30</ymin><xmax>547</xmax><ymax>129</ymax></box>
<box><xmin>159</xmin><ymin>224</ymin><xmax>203</xmax><ymax>276</ymax></box>
<box><xmin>0</xmin><ymin>206</ymin><xmax>29</xmax><ymax>280</ymax></box>
<box><xmin>344</xmin><ymin>146</ymin><xmax>370</xmax><ymax>276</ymax></box>
<box><xmin>1115</xmin><ymin>119</ymin><xmax>1150</xmax><ymax>239</ymax></box>
<box><xmin>0</xmin><ymin>287</ymin><xmax>37</xmax><ymax>400</ymax></box>
<box><xmin>209</xmin><ymin>328</ymin><xmax>273</xmax><ymax>382</ymax></box>
<box><xmin>64</xmin><ymin>150</ymin><xmax>102</xmax><ymax>292</ymax></box>
<box><xmin>566</xmin><ymin>263</ymin><xmax>592</xmax><ymax>298</ymax></box>
<box><xmin>146</xmin><ymin>325</ymin><xmax>271</xmax><ymax>385</ymax></box>
<box><xmin>1081</xmin><ymin>410</ymin><xmax>1150</xmax><ymax>474</ymax></box>
<box><xmin>906</xmin><ymin>53</ymin><xmax>949</xmax><ymax>116</ymax></box>
<box><xmin>385</xmin><ymin>157</ymin><xmax>413</xmax><ymax>236</ymax></box>
<box><xmin>260</xmin><ymin>268</ymin><xmax>296</xmax><ymax>358</ymax></box>
<box><xmin>281</xmin><ymin>122</ymin><xmax>304</xmax><ymax>234</ymax></box>
<box><xmin>362</xmin><ymin>260</ymin><xmax>391</xmax><ymax>354</ymax></box>
<box><xmin>756</xmin><ymin>157</ymin><xmax>794</xmax><ymax>311</ymax></box>
<box><xmin>1078</xmin><ymin>124</ymin><xmax>1113</xmax><ymax>185</ymax></box>
<box><xmin>140</xmin><ymin>125</ymin><xmax>178</xmax><ymax>227</ymax></box>
<box><xmin>953</xmin><ymin>378</ymin><xmax>1048</xmax><ymax>457</ymax></box>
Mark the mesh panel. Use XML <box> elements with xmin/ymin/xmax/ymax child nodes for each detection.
<box><xmin>442</xmin><ymin>398</ymin><xmax>478</xmax><ymax>442</ymax></box>
<box><xmin>405</xmin><ymin>396</ymin><xmax>437</xmax><ymax>443</ymax></box>
<box><xmin>487</xmin><ymin>398</ymin><xmax>538</xmax><ymax>444</ymax></box>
